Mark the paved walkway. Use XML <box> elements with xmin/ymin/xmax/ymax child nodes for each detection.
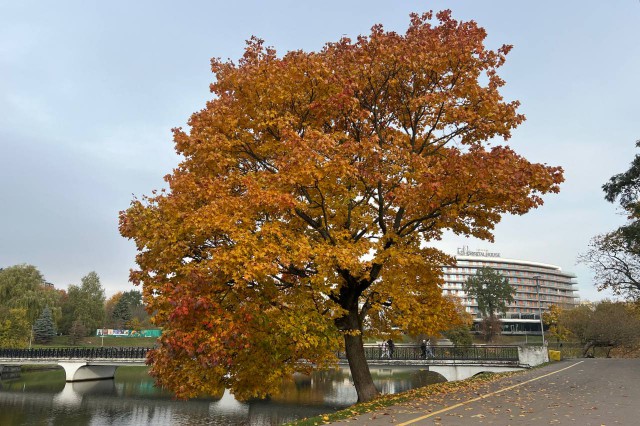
<box><xmin>334</xmin><ymin>359</ymin><xmax>640</xmax><ymax>425</ymax></box>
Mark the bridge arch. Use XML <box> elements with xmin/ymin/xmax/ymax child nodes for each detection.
<box><xmin>0</xmin><ymin>347</ymin><xmax>150</xmax><ymax>382</ymax></box>
<box><xmin>58</xmin><ymin>362</ymin><xmax>118</xmax><ymax>382</ymax></box>
<box><xmin>428</xmin><ymin>364</ymin><xmax>524</xmax><ymax>382</ymax></box>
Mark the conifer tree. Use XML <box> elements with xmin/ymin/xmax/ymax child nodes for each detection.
<box><xmin>33</xmin><ymin>307</ymin><xmax>57</xmax><ymax>344</ymax></box>
<box><xmin>112</xmin><ymin>297</ymin><xmax>132</xmax><ymax>328</ymax></box>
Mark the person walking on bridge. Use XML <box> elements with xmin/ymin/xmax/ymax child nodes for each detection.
<box><xmin>380</xmin><ymin>341</ymin><xmax>389</xmax><ymax>359</ymax></box>
<box><xmin>422</xmin><ymin>339</ymin><xmax>433</xmax><ymax>359</ymax></box>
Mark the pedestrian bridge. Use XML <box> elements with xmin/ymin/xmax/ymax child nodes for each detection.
<box><xmin>0</xmin><ymin>347</ymin><xmax>149</xmax><ymax>382</ymax></box>
<box><xmin>1</xmin><ymin>344</ymin><xmax>547</xmax><ymax>383</ymax></box>
<box><xmin>337</xmin><ymin>344</ymin><xmax>548</xmax><ymax>382</ymax></box>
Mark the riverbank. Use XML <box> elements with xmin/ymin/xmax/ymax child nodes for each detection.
<box><xmin>19</xmin><ymin>364</ymin><xmax>60</xmax><ymax>371</ymax></box>
<box><xmin>285</xmin><ymin>369</ymin><xmax>523</xmax><ymax>426</ymax></box>
<box><xmin>306</xmin><ymin>359</ymin><xmax>640</xmax><ymax>426</ymax></box>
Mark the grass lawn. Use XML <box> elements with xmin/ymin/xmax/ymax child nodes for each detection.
<box><xmin>33</xmin><ymin>335</ymin><xmax>158</xmax><ymax>348</ymax></box>
<box><xmin>475</xmin><ymin>334</ymin><xmax>544</xmax><ymax>345</ymax></box>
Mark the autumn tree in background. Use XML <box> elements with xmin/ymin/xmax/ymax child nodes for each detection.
<box><xmin>127</xmin><ymin>317</ymin><xmax>143</xmax><ymax>331</ymax></box>
<box><xmin>105</xmin><ymin>290</ymin><xmax>149</xmax><ymax>329</ymax></box>
<box><xmin>120</xmin><ymin>11</ymin><xmax>563</xmax><ymax>402</ymax></box>
<box><xmin>0</xmin><ymin>264</ymin><xmax>61</xmax><ymax>324</ymax></box>
<box><xmin>542</xmin><ymin>304</ymin><xmax>572</xmax><ymax>344</ymax></box>
<box><xmin>441</xmin><ymin>296</ymin><xmax>474</xmax><ymax>347</ymax></box>
<box><xmin>580</xmin><ymin>140</ymin><xmax>640</xmax><ymax>300</ymax></box>
<box><xmin>60</xmin><ymin>272</ymin><xmax>105</xmax><ymax>335</ymax></box>
<box><xmin>104</xmin><ymin>292</ymin><xmax>123</xmax><ymax>327</ymax></box>
<box><xmin>560</xmin><ymin>301</ymin><xmax>640</xmax><ymax>357</ymax></box>
<box><xmin>0</xmin><ymin>308</ymin><xmax>30</xmax><ymax>348</ymax></box>
<box><xmin>464</xmin><ymin>267</ymin><xmax>515</xmax><ymax>342</ymax></box>
<box><xmin>68</xmin><ymin>319</ymin><xmax>87</xmax><ymax>346</ymax></box>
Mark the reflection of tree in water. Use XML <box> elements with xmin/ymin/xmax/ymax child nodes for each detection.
<box><xmin>115</xmin><ymin>367</ymin><xmax>170</xmax><ymax>399</ymax></box>
<box><xmin>0</xmin><ymin>409</ymin><xmax>35</xmax><ymax>426</ymax></box>
<box><xmin>0</xmin><ymin>369</ymin><xmax>65</xmax><ymax>393</ymax></box>
<box><xmin>373</xmin><ymin>368</ymin><xmax>446</xmax><ymax>395</ymax></box>
<box><xmin>0</xmin><ymin>390</ymin><xmax>95</xmax><ymax>426</ymax></box>
<box><xmin>272</xmin><ymin>367</ymin><xmax>445</xmax><ymax>405</ymax></box>
<box><xmin>410</xmin><ymin>369</ymin><xmax>447</xmax><ymax>388</ymax></box>
<box><xmin>273</xmin><ymin>368</ymin><xmax>351</xmax><ymax>405</ymax></box>
<box><xmin>1</xmin><ymin>366</ymin><xmax>448</xmax><ymax>425</ymax></box>
<box><xmin>374</xmin><ymin>368</ymin><xmax>445</xmax><ymax>400</ymax></box>
<box><xmin>115</xmin><ymin>367</ymin><xmax>224</xmax><ymax>400</ymax></box>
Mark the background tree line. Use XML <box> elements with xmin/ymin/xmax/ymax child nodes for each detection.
<box><xmin>544</xmin><ymin>301</ymin><xmax>640</xmax><ymax>357</ymax></box>
<box><xmin>0</xmin><ymin>264</ymin><xmax>151</xmax><ymax>348</ymax></box>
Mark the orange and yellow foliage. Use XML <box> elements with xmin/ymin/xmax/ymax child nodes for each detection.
<box><xmin>120</xmin><ymin>11</ymin><xmax>563</xmax><ymax>400</ymax></box>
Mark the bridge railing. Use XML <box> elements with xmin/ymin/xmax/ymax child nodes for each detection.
<box><xmin>337</xmin><ymin>345</ymin><xmax>519</xmax><ymax>361</ymax></box>
<box><xmin>0</xmin><ymin>347</ymin><xmax>151</xmax><ymax>360</ymax></box>
<box><xmin>2</xmin><ymin>345</ymin><xmax>519</xmax><ymax>362</ymax></box>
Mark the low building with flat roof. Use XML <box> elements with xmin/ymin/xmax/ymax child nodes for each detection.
<box><xmin>442</xmin><ymin>246</ymin><xmax>579</xmax><ymax>334</ymax></box>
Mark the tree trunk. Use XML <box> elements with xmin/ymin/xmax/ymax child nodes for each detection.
<box><xmin>333</xmin><ymin>275</ymin><xmax>379</xmax><ymax>403</ymax></box>
<box><xmin>344</xmin><ymin>332</ymin><xmax>379</xmax><ymax>402</ymax></box>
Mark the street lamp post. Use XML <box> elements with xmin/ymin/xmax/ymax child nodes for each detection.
<box><xmin>533</xmin><ymin>275</ymin><xmax>545</xmax><ymax>346</ymax></box>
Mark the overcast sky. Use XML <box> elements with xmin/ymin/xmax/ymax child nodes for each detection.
<box><xmin>1</xmin><ymin>1</ymin><xmax>638</xmax><ymax>301</ymax></box>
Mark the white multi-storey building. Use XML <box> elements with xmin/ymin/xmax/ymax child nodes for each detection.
<box><xmin>442</xmin><ymin>247</ymin><xmax>579</xmax><ymax>334</ymax></box>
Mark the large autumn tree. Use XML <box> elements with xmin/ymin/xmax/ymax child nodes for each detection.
<box><xmin>120</xmin><ymin>11</ymin><xmax>563</xmax><ymax>402</ymax></box>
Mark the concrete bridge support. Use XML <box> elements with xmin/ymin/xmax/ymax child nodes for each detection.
<box><xmin>518</xmin><ymin>345</ymin><xmax>549</xmax><ymax>365</ymax></box>
<box><xmin>58</xmin><ymin>362</ymin><xmax>118</xmax><ymax>382</ymax></box>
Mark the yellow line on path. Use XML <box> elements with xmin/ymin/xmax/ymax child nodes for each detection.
<box><xmin>397</xmin><ymin>361</ymin><xmax>585</xmax><ymax>425</ymax></box>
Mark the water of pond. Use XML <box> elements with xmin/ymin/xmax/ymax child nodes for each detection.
<box><xmin>0</xmin><ymin>366</ymin><xmax>445</xmax><ymax>425</ymax></box>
